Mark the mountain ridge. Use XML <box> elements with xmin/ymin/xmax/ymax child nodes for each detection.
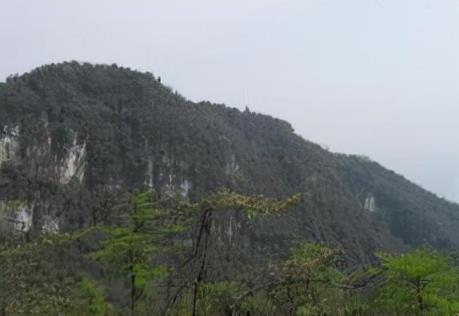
<box><xmin>0</xmin><ymin>61</ymin><xmax>457</xmax><ymax>264</ymax></box>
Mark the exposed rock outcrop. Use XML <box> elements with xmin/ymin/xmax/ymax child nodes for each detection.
<box><xmin>0</xmin><ymin>62</ymin><xmax>458</xmax><ymax>263</ymax></box>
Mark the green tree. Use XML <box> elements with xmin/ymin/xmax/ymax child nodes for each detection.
<box><xmin>67</xmin><ymin>278</ymin><xmax>111</xmax><ymax>316</ymax></box>
<box><xmin>227</xmin><ymin>243</ymin><xmax>370</xmax><ymax>316</ymax></box>
<box><xmin>93</xmin><ymin>191</ymin><xmax>179</xmax><ymax>315</ymax></box>
<box><xmin>166</xmin><ymin>189</ymin><xmax>300</xmax><ymax>316</ymax></box>
<box><xmin>0</xmin><ymin>233</ymin><xmax>81</xmax><ymax>315</ymax></box>
<box><xmin>376</xmin><ymin>247</ymin><xmax>459</xmax><ymax>315</ymax></box>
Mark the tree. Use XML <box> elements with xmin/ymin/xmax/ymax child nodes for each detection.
<box><xmin>166</xmin><ymin>189</ymin><xmax>300</xmax><ymax>316</ymax></box>
<box><xmin>0</xmin><ymin>233</ymin><xmax>82</xmax><ymax>315</ymax></box>
<box><xmin>67</xmin><ymin>278</ymin><xmax>111</xmax><ymax>316</ymax></box>
<box><xmin>230</xmin><ymin>243</ymin><xmax>364</xmax><ymax>315</ymax></box>
<box><xmin>269</xmin><ymin>243</ymin><xmax>346</xmax><ymax>315</ymax></box>
<box><xmin>376</xmin><ymin>247</ymin><xmax>459</xmax><ymax>315</ymax></box>
<box><xmin>93</xmin><ymin>191</ymin><xmax>180</xmax><ymax>315</ymax></box>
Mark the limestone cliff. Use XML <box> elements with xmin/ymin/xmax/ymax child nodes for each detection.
<box><xmin>0</xmin><ymin>62</ymin><xmax>457</xmax><ymax>263</ymax></box>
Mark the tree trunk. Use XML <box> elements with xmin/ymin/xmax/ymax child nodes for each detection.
<box><xmin>415</xmin><ymin>277</ymin><xmax>423</xmax><ymax>314</ymax></box>
<box><xmin>192</xmin><ymin>209</ymin><xmax>212</xmax><ymax>316</ymax></box>
<box><xmin>192</xmin><ymin>278</ymin><xmax>200</xmax><ymax>316</ymax></box>
<box><xmin>131</xmin><ymin>270</ymin><xmax>136</xmax><ymax>315</ymax></box>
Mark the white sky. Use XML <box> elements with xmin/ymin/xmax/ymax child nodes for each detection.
<box><xmin>1</xmin><ymin>0</ymin><xmax>458</xmax><ymax>202</ymax></box>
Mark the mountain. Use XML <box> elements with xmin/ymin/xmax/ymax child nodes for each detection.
<box><xmin>336</xmin><ymin>155</ymin><xmax>459</xmax><ymax>248</ymax></box>
<box><xmin>0</xmin><ymin>61</ymin><xmax>458</xmax><ymax>264</ymax></box>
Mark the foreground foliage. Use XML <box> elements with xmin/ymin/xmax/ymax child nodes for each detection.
<box><xmin>0</xmin><ymin>190</ymin><xmax>458</xmax><ymax>315</ymax></box>
<box><xmin>375</xmin><ymin>248</ymin><xmax>459</xmax><ymax>315</ymax></box>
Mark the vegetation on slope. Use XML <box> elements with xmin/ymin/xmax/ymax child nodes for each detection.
<box><xmin>0</xmin><ymin>62</ymin><xmax>409</xmax><ymax>263</ymax></box>
<box><xmin>0</xmin><ymin>190</ymin><xmax>458</xmax><ymax>315</ymax></box>
<box><xmin>1</xmin><ymin>62</ymin><xmax>459</xmax><ymax>314</ymax></box>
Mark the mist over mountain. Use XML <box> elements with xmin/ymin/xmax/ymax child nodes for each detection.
<box><xmin>1</xmin><ymin>61</ymin><xmax>459</xmax><ymax>314</ymax></box>
<box><xmin>3</xmin><ymin>1</ymin><xmax>459</xmax><ymax>207</ymax></box>
<box><xmin>1</xmin><ymin>62</ymin><xmax>458</xmax><ymax>258</ymax></box>
<box><xmin>2</xmin><ymin>0</ymin><xmax>459</xmax><ymax>312</ymax></box>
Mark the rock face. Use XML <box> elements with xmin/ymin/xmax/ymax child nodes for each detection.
<box><xmin>14</xmin><ymin>207</ymin><xmax>33</xmax><ymax>232</ymax></box>
<box><xmin>0</xmin><ymin>126</ymin><xmax>19</xmax><ymax>164</ymax></box>
<box><xmin>364</xmin><ymin>195</ymin><xmax>376</xmax><ymax>212</ymax></box>
<box><xmin>58</xmin><ymin>134</ymin><xmax>86</xmax><ymax>184</ymax></box>
<box><xmin>0</xmin><ymin>62</ymin><xmax>458</xmax><ymax>262</ymax></box>
<box><xmin>0</xmin><ymin>201</ymin><xmax>33</xmax><ymax>239</ymax></box>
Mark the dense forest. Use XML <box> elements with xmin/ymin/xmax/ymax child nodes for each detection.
<box><xmin>0</xmin><ymin>62</ymin><xmax>459</xmax><ymax>315</ymax></box>
<box><xmin>1</xmin><ymin>190</ymin><xmax>459</xmax><ymax>315</ymax></box>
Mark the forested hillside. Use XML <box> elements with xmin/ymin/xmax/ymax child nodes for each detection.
<box><xmin>336</xmin><ymin>155</ymin><xmax>459</xmax><ymax>248</ymax></box>
<box><xmin>0</xmin><ymin>62</ymin><xmax>458</xmax><ymax>314</ymax></box>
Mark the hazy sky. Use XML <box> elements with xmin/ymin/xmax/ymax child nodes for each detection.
<box><xmin>1</xmin><ymin>0</ymin><xmax>458</xmax><ymax>202</ymax></box>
